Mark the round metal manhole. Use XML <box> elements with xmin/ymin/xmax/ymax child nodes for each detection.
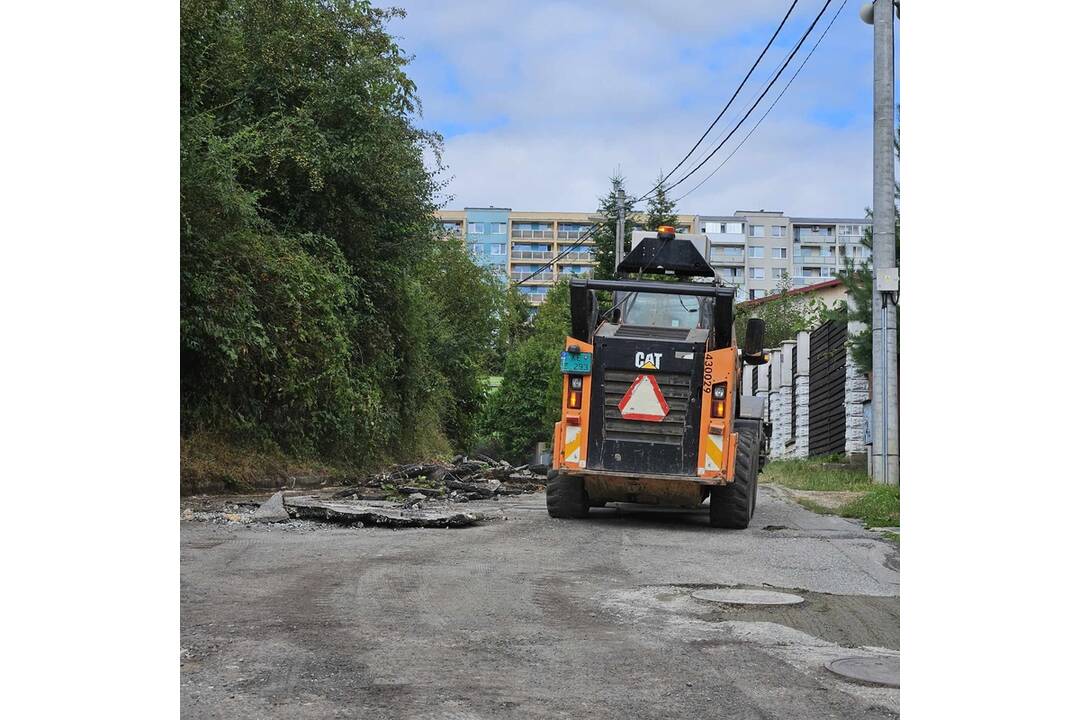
<box><xmin>825</xmin><ymin>655</ymin><xmax>900</xmax><ymax>688</ymax></box>
<box><xmin>690</xmin><ymin>588</ymin><xmax>805</xmax><ymax>606</ymax></box>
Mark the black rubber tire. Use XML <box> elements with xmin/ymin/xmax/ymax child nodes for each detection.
<box><xmin>546</xmin><ymin>472</ymin><xmax>589</xmax><ymax>518</ymax></box>
<box><xmin>709</xmin><ymin>419</ymin><xmax>761</xmax><ymax>529</ymax></box>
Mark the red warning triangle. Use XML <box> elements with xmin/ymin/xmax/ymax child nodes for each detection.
<box><xmin>618</xmin><ymin>374</ymin><xmax>670</xmax><ymax>422</ymax></box>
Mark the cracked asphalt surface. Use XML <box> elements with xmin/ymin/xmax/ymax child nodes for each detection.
<box><xmin>181</xmin><ymin>485</ymin><xmax>899</xmax><ymax>718</ymax></box>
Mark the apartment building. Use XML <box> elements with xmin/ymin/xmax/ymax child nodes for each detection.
<box><xmin>437</xmin><ymin>207</ymin><xmax>869</xmax><ymax>304</ymax></box>
<box><xmin>700</xmin><ymin>211</ymin><xmax>870</xmax><ymax>300</ymax></box>
<box><xmin>437</xmin><ymin>208</ymin><xmax>696</xmax><ymax>305</ymax></box>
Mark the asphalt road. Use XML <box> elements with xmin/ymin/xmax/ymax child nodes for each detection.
<box><xmin>181</xmin><ymin>486</ymin><xmax>900</xmax><ymax>719</ymax></box>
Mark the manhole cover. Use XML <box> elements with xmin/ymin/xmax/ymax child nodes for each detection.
<box><xmin>690</xmin><ymin>588</ymin><xmax>804</xmax><ymax>606</ymax></box>
<box><xmin>825</xmin><ymin>655</ymin><xmax>899</xmax><ymax>687</ymax></box>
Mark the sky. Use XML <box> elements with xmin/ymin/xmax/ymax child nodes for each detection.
<box><xmin>389</xmin><ymin>0</ymin><xmax>887</xmax><ymax>218</ymax></box>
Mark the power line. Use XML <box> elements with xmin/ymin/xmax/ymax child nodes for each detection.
<box><xmin>508</xmin><ymin>223</ymin><xmax>601</xmax><ymax>287</ymax></box>
<box><xmin>662</xmin><ymin>0</ymin><xmax>835</xmax><ymax>195</ymax></box>
<box><xmin>511</xmin><ymin>0</ymin><xmax>832</xmax><ymax>290</ymax></box>
<box><xmin>631</xmin><ymin>0</ymin><xmax>800</xmax><ymax>207</ymax></box>
<box><xmin>675</xmin><ymin>0</ymin><xmax>848</xmax><ymax>204</ymax></box>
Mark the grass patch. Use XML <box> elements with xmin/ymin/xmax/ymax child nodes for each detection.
<box><xmin>837</xmin><ymin>484</ymin><xmax>900</xmax><ymax>528</ymax></box>
<box><xmin>763</xmin><ymin>457</ymin><xmax>899</xmax><ymax>529</ymax></box>
<box><xmin>762</xmin><ymin>457</ymin><xmax>873</xmax><ymax>492</ymax></box>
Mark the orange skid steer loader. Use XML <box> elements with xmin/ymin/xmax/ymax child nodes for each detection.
<box><xmin>548</xmin><ymin>227</ymin><xmax>769</xmax><ymax>528</ymax></box>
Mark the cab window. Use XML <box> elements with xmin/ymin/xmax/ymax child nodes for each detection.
<box><xmin>622</xmin><ymin>292</ymin><xmax>712</xmax><ymax>329</ymax></box>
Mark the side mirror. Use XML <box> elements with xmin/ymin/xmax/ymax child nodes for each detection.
<box><xmin>743</xmin><ymin>318</ymin><xmax>767</xmax><ymax>365</ymax></box>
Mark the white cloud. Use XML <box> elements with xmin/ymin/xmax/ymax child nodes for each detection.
<box><xmin>392</xmin><ymin>0</ymin><xmax>877</xmax><ymax>217</ymax></box>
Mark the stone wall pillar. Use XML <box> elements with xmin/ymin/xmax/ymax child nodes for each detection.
<box><xmin>773</xmin><ymin>340</ymin><xmax>796</xmax><ymax>459</ymax></box>
<box><xmin>754</xmin><ymin>361</ymin><xmax>770</xmax><ymax>424</ymax></box>
<box><xmin>844</xmin><ymin>342</ymin><xmax>870</xmax><ymax>459</ymax></box>
<box><xmin>793</xmin><ymin>330</ymin><xmax>810</xmax><ymax>458</ymax></box>
<box><xmin>766</xmin><ymin>348</ymin><xmax>782</xmax><ymax>458</ymax></box>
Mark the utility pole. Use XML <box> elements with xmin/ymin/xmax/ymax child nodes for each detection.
<box><xmin>614</xmin><ymin>189</ymin><xmax>626</xmax><ymax>308</ymax></box>
<box><xmin>863</xmin><ymin>0</ymin><xmax>899</xmax><ymax>485</ymax></box>
<box><xmin>615</xmin><ymin>189</ymin><xmax>626</xmax><ymax>271</ymax></box>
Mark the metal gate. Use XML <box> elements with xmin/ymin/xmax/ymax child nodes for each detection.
<box><xmin>808</xmin><ymin>320</ymin><xmax>847</xmax><ymax>457</ymax></box>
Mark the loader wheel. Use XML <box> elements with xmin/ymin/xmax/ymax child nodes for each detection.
<box><xmin>709</xmin><ymin>419</ymin><xmax>761</xmax><ymax>529</ymax></box>
<box><xmin>546</xmin><ymin>471</ymin><xmax>589</xmax><ymax>519</ymax></box>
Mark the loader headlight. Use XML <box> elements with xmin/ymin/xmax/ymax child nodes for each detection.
<box><xmin>710</xmin><ymin>383</ymin><xmax>727</xmax><ymax>418</ymax></box>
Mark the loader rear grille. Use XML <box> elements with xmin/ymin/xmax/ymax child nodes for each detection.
<box><xmin>601</xmin><ymin>369</ymin><xmax>692</xmax><ymax>446</ymax></box>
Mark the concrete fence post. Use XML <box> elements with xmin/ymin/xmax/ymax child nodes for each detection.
<box><xmin>774</xmin><ymin>340</ymin><xmax>796</xmax><ymax>459</ymax></box>
<box><xmin>766</xmin><ymin>348</ymin><xmax>781</xmax><ymax>450</ymax></box>
<box><xmin>843</xmin><ymin>339</ymin><xmax>871</xmax><ymax>462</ymax></box>
<box><xmin>754</xmin><ymin>361</ymin><xmax>769</xmax><ymax>425</ymax></box>
<box><xmin>794</xmin><ymin>330</ymin><xmax>811</xmax><ymax>458</ymax></box>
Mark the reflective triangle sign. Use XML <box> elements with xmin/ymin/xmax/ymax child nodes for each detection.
<box><xmin>618</xmin><ymin>374</ymin><xmax>670</xmax><ymax>422</ymax></box>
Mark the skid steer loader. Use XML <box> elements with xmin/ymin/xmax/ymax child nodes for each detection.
<box><xmin>548</xmin><ymin>226</ymin><xmax>769</xmax><ymax>528</ymax></box>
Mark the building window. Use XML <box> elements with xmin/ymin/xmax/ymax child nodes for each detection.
<box><xmin>749</xmin><ymin>225</ymin><xmax>764</xmax><ymax>237</ymax></box>
<box><xmin>705</xmin><ymin>221</ymin><xmax>744</xmax><ymax>234</ymax></box>
<box><xmin>748</xmin><ymin>246</ymin><xmax>764</xmax><ymax>258</ymax></box>
<box><xmin>467</xmin><ymin>222</ymin><xmax>484</xmax><ymax>234</ymax></box>
<box><xmin>772</xmin><ymin>247</ymin><xmax>787</xmax><ymax>259</ymax></box>
<box><xmin>749</xmin><ymin>289</ymin><xmax>765</xmax><ymax>300</ymax></box>
<box><xmin>749</xmin><ymin>267</ymin><xmax>765</xmax><ymax>279</ymax></box>
<box><xmin>488</xmin><ymin>222</ymin><xmax>506</xmax><ymax>234</ymax></box>
<box><xmin>490</xmin><ymin>243</ymin><xmax>506</xmax><ymax>255</ymax></box>
<box><xmin>771</xmin><ymin>226</ymin><xmax>785</xmax><ymax>237</ymax></box>
<box><xmin>772</xmin><ymin>267</ymin><xmax>784</xmax><ymax>279</ymax></box>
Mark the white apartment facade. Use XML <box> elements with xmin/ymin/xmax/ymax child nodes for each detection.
<box><xmin>437</xmin><ymin>208</ymin><xmax>870</xmax><ymax>304</ymax></box>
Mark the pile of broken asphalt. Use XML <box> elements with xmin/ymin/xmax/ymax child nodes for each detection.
<box><xmin>181</xmin><ymin>455</ymin><xmax>547</xmax><ymax>530</ymax></box>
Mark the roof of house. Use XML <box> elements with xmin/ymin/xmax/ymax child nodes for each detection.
<box><xmin>737</xmin><ymin>278</ymin><xmax>844</xmax><ymax>308</ymax></box>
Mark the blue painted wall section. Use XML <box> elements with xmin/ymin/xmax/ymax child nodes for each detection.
<box><xmin>464</xmin><ymin>207</ymin><xmax>510</xmax><ymax>279</ymax></box>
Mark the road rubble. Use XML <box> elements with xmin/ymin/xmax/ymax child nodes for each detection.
<box><xmin>180</xmin><ymin>456</ymin><xmax>547</xmax><ymax>529</ymax></box>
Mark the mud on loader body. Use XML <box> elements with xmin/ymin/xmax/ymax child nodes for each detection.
<box><xmin>548</xmin><ymin>227</ymin><xmax>769</xmax><ymax>529</ymax></box>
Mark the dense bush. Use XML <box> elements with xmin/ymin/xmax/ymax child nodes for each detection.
<box><xmin>181</xmin><ymin>0</ymin><xmax>507</xmax><ymax>466</ymax></box>
<box><xmin>482</xmin><ymin>281</ymin><xmax>570</xmax><ymax>462</ymax></box>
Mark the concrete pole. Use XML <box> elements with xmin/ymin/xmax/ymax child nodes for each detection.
<box><xmin>870</xmin><ymin>0</ymin><xmax>899</xmax><ymax>485</ymax></box>
<box><xmin>613</xmin><ymin>188</ymin><xmax>626</xmax><ymax>310</ymax></box>
<box><xmin>615</xmin><ymin>189</ymin><xmax>626</xmax><ymax>273</ymax></box>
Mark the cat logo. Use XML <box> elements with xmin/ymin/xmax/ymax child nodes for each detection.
<box><xmin>634</xmin><ymin>351</ymin><xmax>663</xmax><ymax>370</ymax></box>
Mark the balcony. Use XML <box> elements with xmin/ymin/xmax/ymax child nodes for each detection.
<box><xmin>558</xmin><ymin>252</ymin><xmax>594</xmax><ymax>262</ymax></box>
<box><xmin>707</xmin><ymin>232</ymin><xmax>747</xmax><ymax>244</ymax></box>
<box><xmin>794</xmin><ymin>253</ymin><xmax>838</xmax><ymax>263</ymax></box>
<box><xmin>511</xmin><ymin>250</ymin><xmax>554</xmax><ymax>260</ymax></box>
<box><xmin>511</xmin><ymin>271</ymin><xmax>555</xmax><ymax>283</ymax></box>
<box><xmin>794</xmin><ymin>229</ymin><xmax>837</xmax><ymax>242</ymax></box>
<box><xmin>557</xmin><ymin>229</ymin><xmax>593</xmax><ymax>240</ymax></box>
<box><xmin>511</xmin><ymin>229</ymin><xmax>554</xmax><ymax>240</ymax></box>
<box><xmin>524</xmin><ymin>292</ymin><xmax>548</xmax><ymax>306</ymax></box>
<box><xmin>711</xmin><ymin>252</ymin><xmax>745</xmax><ymax>264</ymax></box>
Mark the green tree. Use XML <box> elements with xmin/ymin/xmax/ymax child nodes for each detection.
<box><xmin>644</xmin><ymin>174</ymin><xmax>678</xmax><ymax>231</ymax></box>
<box><xmin>483</xmin><ymin>280</ymin><xmax>571</xmax><ymax>461</ymax></box>
<box><xmin>181</xmin><ymin>0</ymin><xmax>512</xmax><ymax>465</ymax></box>
<box><xmin>735</xmin><ymin>272</ymin><xmax>827</xmax><ymax>348</ymax></box>
<box><xmin>491</xmin><ymin>286</ymin><xmax>533</xmax><ymax>373</ymax></box>
<box><xmin>591</xmin><ymin>173</ymin><xmax>635</xmax><ymax>280</ymax></box>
